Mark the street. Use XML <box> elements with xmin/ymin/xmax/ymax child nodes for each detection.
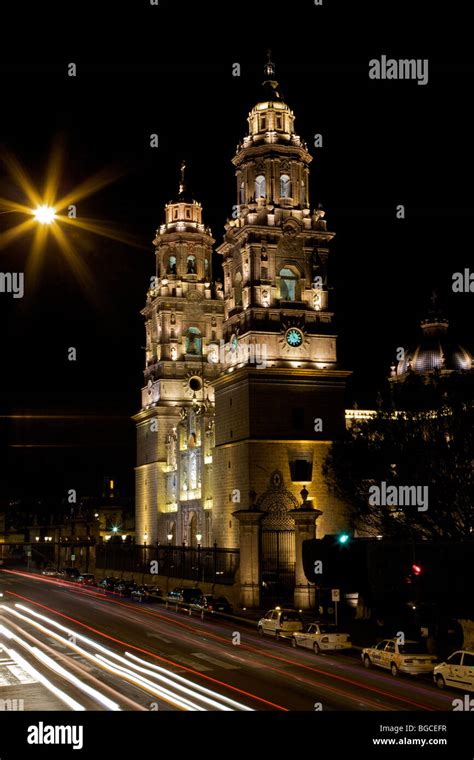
<box><xmin>0</xmin><ymin>570</ymin><xmax>456</xmax><ymax>712</ymax></box>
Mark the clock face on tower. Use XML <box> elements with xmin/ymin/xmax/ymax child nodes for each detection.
<box><xmin>285</xmin><ymin>328</ymin><xmax>303</xmax><ymax>347</ymax></box>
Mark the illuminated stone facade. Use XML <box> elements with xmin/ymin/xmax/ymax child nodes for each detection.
<box><xmin>134</xmin><ymin>165</ymin><xmax>225</xmax><ymax>548</ymax></box>
<box><xmin>135</xmin><ymin>62</ymin><xmax>351</xmax><ymax>605</ymax></box>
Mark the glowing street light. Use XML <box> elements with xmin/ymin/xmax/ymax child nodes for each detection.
<box><xmin>34</xmin><ymin>205</ymin><xmax>56</xmax><ymax>224</ymax></box>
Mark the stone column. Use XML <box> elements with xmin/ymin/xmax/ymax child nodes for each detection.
<box><xmin>232</xmin><ymin>508</ymin><xmax>266</xmax><ymax>608</ymax></box>
<box><xmin>290</xmin><ymin>488</ymin><xmax>322</xmax><ymax>610</ymax></box>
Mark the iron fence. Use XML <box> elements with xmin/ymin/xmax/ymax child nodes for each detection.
<box><xmin>96</xmin><ymin>542</ymin><xmax>239</xmax><ymax>585</ymax></box>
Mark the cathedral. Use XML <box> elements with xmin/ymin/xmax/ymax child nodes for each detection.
<box><xmin>134</xmin><ymin>59</ymin><xmax>351</xmax><ymax>607</ymax></box>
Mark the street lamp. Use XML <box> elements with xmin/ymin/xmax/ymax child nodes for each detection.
<box><xmin>167</xmin><ymin>533</ymin><xmax>173</xmax><ymax>544</ymax></box>
<box><xmin>196</xmin><ymin>533</ymin><xmax>202</xmax><ymax>581</ymax></box>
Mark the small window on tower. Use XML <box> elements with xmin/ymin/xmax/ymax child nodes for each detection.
<box><xmin>290</xmin><ymin>459</ymin><xmax>313</xmax><ymax>482</ymax></box>
<box><xmin>174</xmin><ymin>209</ymin><xmax>178</xmax><ymax>219</ymax></box>
<box><xmin>185</xmin><ymin>327</ymin><xmax>201</xmax><ymax>355</ymax></box>
<box><xmin>277</xmin><ymin>115</ymin><xmax>282</xmax><ymax>129</ymax></box>
<box><xmin>204</xmin><ymin>258</ymin><xmax>209</xmax><ymax>276</ymax></box>
<box><xmin>255</xmin><ymin>175</ymin><xmax>266</xmax><ymax>199</ymax></box>
<box><xmin>168</xmin><ymin>256</ymin><xmax>177</xmax><ymax>274</ymax></box>
<box><xmin>279</xmin><ymin>267</ymin><xmax>298</xmax><ymax>301</ymax></box>
<box><xmin>300</xmin><ymin>180</ymin><xmax>305</xmax><ymax>204</ymax></box>
<box><xmin>280</xmin><ymin>174</ymin><xmax>291</xmax><ymax>198</ymax></box>
<box><xmin>186</xmin><ymin>209</ymin><xmax>191</xmax><ymax>218</ymax></box>
<box><xmin>260</xmin><ymin>116</ymin><xmax>266</xmax><ymax>130</ymax></box>
<box><xmin>240</xmin><ymin>181</ymin><xmax>245</xmax><ymax>204</ymax></box>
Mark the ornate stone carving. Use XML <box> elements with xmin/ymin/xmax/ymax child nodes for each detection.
<box><xmin>257</xmin><ymin>471</ymin><xmax>299</xmax><ymax>530</ymax></box>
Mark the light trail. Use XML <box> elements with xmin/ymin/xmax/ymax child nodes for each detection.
<box><xmin>1</xmin><ymin>604</ymin><xmax>254</xmax><ymax>711</ymax></box>
<box><xmin>4</xmin><ymin>593</ymin><xmax>287</xmax><ymax>710</ymax></box>
<box><xmin>0</xmin><ymin>629</ymin><xmax>85</xmax><ymax>711</ymax></box>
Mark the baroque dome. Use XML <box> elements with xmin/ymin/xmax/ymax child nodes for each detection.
<box><xmin>392</xmin><ymin>314</ymin><xmax>473</xmax><ymax>378</ymax></box>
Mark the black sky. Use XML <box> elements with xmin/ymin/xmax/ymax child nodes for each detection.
<box><xmin>1</xmin><ymin>0</ymin><xmax>472</xmax><ymax>502</ymax></box>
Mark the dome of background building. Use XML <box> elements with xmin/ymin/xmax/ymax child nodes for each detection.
<box><xmin>392</xmin><ymin>303</ymin><xmax>473</xmax><ymax>378</ymax></box>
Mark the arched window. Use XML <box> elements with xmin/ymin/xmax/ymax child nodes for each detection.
<box><xmin>300</xmin><ymin>179</ymin><xmax>306</xmax><ymax>204</ymax></box>
<box><xmin>187</xmin><ymin>255</ymin><xmax>196</xmax><ymax>274</ymax></box>
<box><xmin>185</xmin><ymin>327</ymin><xmax>201</xmax><ymax>355</ymax></box>
<box><xmin>255</xmin><ymin>174</ymin><xmax>266</xmax><ymax>199</ymax></box>
<box><xmin>280</xmin><ymin>174</ymin><xmax>291</xmax><ymax>198</ymax></box>
<box><xmin>239</xmin><ymin>181</ymin><xmax>245</xmax><ymax>204</ymax></box>
<box><xmin>168</xmin><ymin>255</ymin><xmax>177</xmax><ymax>274</ymax></box>
<box><xmin>279</xmin><ymin>267</ymin><xmax>298</xmax><ymax>301</ymax></box>
<box><xmin>234</xmin><ymin>271</ymin><xmax>243</xmax><ymax>306</ymax></box>
<box><xmin>204</xmin><ymin>258</ymin><xmax>209</xmax><ymax>277</ymax></box>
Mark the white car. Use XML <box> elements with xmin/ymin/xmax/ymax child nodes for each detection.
<box><xmin>434</xmin><ymin>650</ymin><xmax>474</xmax><ymax>691</ymax></box>
<box><xmin>362</xmin><ymin>638</ymin><xmax>437</xmax><ymax>676</ymax></box>
<box><xmin>292</xmin><ymin>623</ymin><xmax>352</xmax><ymax>654</ymax></box>
<box><xmin>257</xmin><ymin>608</ymin><xmax>304</xmax><ymax>639</ymax></box>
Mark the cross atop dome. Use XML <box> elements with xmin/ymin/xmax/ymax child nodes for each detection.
<box><xmin>264</xmin><ymin>49</ymin><xmax>275</xmax><ymax>79</ymax></box>
<box><xmin>178</xmin><ymin>159</ymin><xmax>187</xmax><ymax>198</ymax></box>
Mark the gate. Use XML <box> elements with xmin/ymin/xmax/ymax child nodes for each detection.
<box><xmin>258</xmin><ymin>470</ymin><xmax>298</xmax><ymax>602</ymax></box>
<box><xmin>261</xmin><ymin>528</ymin><xmax>295</xmax><ymax>601</ymax></box>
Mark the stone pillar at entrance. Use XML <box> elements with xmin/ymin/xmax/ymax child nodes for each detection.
<box><xmin>233</xmin><ymin>507</ymin><xmax>266</xmax><ymax>608</ymax></box>
<box><xmin>289</xmin><ymin>487</ymin><xmax>322</xmax><ymax>610</ymax></box>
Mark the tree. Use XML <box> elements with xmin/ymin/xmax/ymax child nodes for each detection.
<box><xmin>323</xmin><ymin>373</ymin><xmax>474</xmax><ymax>541</ymax></box>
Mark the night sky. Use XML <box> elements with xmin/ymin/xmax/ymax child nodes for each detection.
<box><xmin>1</xmin><ymin>1</ymin><xmax>472</xmax><ymax>504</ymax></box>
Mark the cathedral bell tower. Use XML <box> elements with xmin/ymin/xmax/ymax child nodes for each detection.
<box><xmin>211</xmin><ymin>58</ymin><xmax>351</xmax><ymax>607</ymax></box>
<box><xmin>134</xmin><ymin>164</ymin><xmax>225</xmax><ymax>548</ymax></box>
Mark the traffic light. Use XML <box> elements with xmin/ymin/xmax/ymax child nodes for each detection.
<box><xmin>412</xmin><ymin>563</ymin><xmax>423</xmax><ymax>576</ymax></box>
<box><xmin>338</xmin><ymin>533</ymin><xmax>350</xmax><ymax>546</ymax></box>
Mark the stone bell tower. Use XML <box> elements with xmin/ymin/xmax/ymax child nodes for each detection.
<box><xmin>134</xmin><ymin>164</ymin><xmax>225</xmax><ymax>548</ymax></box>
<box><xmin>211</xmin><ymin>58</ymin><xmax>351</xmax><ymax>607</ymax></box>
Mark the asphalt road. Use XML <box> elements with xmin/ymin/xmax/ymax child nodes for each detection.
<box><xmin>0</xmin><ymin>570</ymin><xmax>458</xmax><ymax>712</ymax></box>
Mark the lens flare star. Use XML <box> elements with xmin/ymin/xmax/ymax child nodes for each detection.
<box><xmin>0</xmin><ymin>143</ymin><xmax>145</xmax><ymax>300</ymax></box>
<box><xmin>34</xmin><ymin>205</ymin><xmax>57</xmax><ymax>224</ymax></box>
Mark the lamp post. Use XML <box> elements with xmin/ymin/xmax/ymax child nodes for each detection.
<box><xmin>196</xmin><ymin>533</ymin><xmax>202</xmax><ymax>581</ymax></box>
<box><xmin>167</xmin><ymin>533</ymin><xmax>173</xmax><ymax>586</ymax></box>
<box><xmin>143</xmin><ymin>533</ymin><xmax>148</xmax><ymax>584</ymax></box>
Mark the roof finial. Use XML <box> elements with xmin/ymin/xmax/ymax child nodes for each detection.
<box><xmin>179</xmin><ymin>160</ymin><xmax>186</xmax><ymax>196</ymax></box>
<box><xmin>264</xmin><ymin>49</ymin><xmax>275</xmax><ymax>79</ymax></box>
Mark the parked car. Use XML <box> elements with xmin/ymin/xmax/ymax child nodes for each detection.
<box><xmin>114</xmin><ymin>580</ymin><xmax>137</xmax><ymax>597</ymax></box>
<box><xmin>42</xmin><ymin>566</ymin><xmax>60</xmax><ymax>577</ymax></box>
<box><xmin>194</xmin><ymin>595</ymin><xmax>234</xmax><ymax>614</ymax></box>
<box><xmin>130</xmin><ymin>585</ymin><xmax>162</xmax><ymax>603</ymax></box>
<box><xmin>292</xmin><ymin>623</ymin><xmax>352</xmax><ymax>654</ymax></box>
<box><xmin>362</xmin><ymin>638</ymin><xmax>438</xmax><ymax>677</ymax></box>
<box><xmin>98</xmin><ymin>577</ymin><xmax>119</xmax><ymax>591</ymax></box>
<box><xmin>167</xmin><ymin>587</ymin><xmax>203</xmax><ymax>605</ymax></box>
<box><xmin>77</xmin><ymin>573</ymin><xmax>96</xmax><ymax>586</ymax></box>
<box><xmin>62</xmin><ymin>567</ymin><xmax>80</xmax><ymax>581</ymax></box>
<box><xmin>434</xmin><ymin>650</ymin><xmax>474</xmax><ymax>691</ymax></box>
<box><xmin>257</xmin><ymin>608</ymin><xmax>304</xmax><ymax>639</ymax></box>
